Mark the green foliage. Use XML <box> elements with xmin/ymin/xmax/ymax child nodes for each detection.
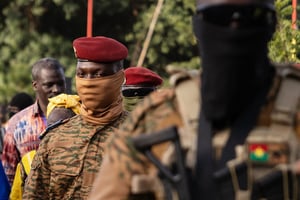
<box><xmin>125</xmin><ymin>0</ymin><xmax>198</xmax><ymax>77</ymax></box>
<box><xmin>0</xmin><ymin>0</ymin><xmax>133</xmax><ymax>104</ymax></box>
<box><xmin>0</xmin><ymin>0</ymin><xmax>77</xmax><ymax>103</ymax></box>
<box><xmin>269</xmin><ymin>0</ymin><xmax>300</xmax><ymax>63</ymax></box>
<box><xmin>0</xmin><ymin>0</ymin><xmax>299</xmax><ymax>106</ymax></box>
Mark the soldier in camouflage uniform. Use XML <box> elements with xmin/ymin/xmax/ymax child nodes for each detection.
<box><xmin>23</xmin><ymin>36</ymin><xmax>129</xmax><ymax>199</ymax></box>
<box><xmin>122</xmin><ymin>66</ymin><xmax>163</xmax><ymax>112</ymax></box>
<box><xmin>88</xmin><ymin>0</ymin><xmax>300</xmax><ymax>200</ymax></box>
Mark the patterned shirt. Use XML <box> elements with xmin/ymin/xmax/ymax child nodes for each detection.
<box><xmin>2</xmin><ymin>101</ymin><xmax>46</xmax><ymax>184</ymax></box>
<box><xmin>23</xmin><ymin>112</ymin><xmax>128</xmax><ymax>200</ymax></box>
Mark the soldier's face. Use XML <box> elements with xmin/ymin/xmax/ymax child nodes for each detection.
<box><xmin>76</xmin><ymin>61</ymin><xmax>121</xmax><ymax>79</ymax></box>
<box><xmin>193</xmin><ymin>0</ymin><xmax>276</xmax><ymax>128</ymax></box>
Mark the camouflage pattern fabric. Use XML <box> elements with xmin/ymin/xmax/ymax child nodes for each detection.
<box><xmin>23</xmin><ymin>113</ymin><xmax>128</xmax><ymax>200</ymax></box>
<box><xmin>88</xmin><ymin>88</ymin><xmax>184</xmax><ymax>200</ymax></box>
<box><xmin>88</xmin><ymin>70</ymin><xmax>300</xmax><ymax>200</ymax></box>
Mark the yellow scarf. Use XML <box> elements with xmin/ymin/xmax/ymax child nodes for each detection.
<box><xmin>47</xmin><ymin>94</ymin><xmax>81</xmax><ymax>117</ymax></box>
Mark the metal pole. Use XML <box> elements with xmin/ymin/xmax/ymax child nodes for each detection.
<box><xmin>137</xmin><ymin>0</ymin><xmax>164</xmax><ymax>67</ymax></box>
<box><xmin>87</xmin><ymin>0</ymin><xmax>93</xmax><ymax>37</ymax></box>
<box><xmin>292</xmin><ymin>0</ymin><xmax>297</xmax><ymax>29</ymax></box>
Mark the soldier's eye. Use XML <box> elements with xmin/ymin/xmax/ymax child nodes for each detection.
<box><xmin>94</xmin><ymin>73</ymin><xmax>102</xmax><ymax>78</ymax></box>
<box><xmin>76</xmin><ymin>71</ymin><xmax>84</xmax><ymax>78</ymax></box>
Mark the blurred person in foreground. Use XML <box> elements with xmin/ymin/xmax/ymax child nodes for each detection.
<box><xmin>88</xmin><ymin>0</ymin><xmax>300</xmax><ymax>199</ymax></box>
<box><xmin>10</xmin><ymin>93</ymin><xmax>80</xmax><ymax>200</ymax></box>
<box><xmin>23</xmin><ymin>36</ymin><xmax>129</xmax><ymax>199</ymax></box>
<box><xmin>122</xmin><ymin>66</ymin><xmax>163</xmax><ymax>112</ymax></box>
<box><xmin>2</xmin><ymin>57</ymin><xmax>66</xmax><ymax>185</ymax></box>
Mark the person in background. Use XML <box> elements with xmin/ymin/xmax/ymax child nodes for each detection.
<box><xmin>0</xmin><ymin>93</ymin><xmax>34</xmax><ymax>159</ymax></box>
<box><xmin>23</xmin><ymin>36</ymin><xmax>129</xmax><ymax>199</ymax></box>
<box><xmin>7</xmin><ymin>92</ymin><xmax>34</xmax><ymax>119</ymax></box>
<box><xmin>9</xmin><ymin>93</ymin><xmax>80</xmax><ymax>200</ymax></box>
<box><xmin>2</xmin><ymin>57</ymin><xmax>66</xmax><ymax>185</ymax></box>
<box><xmin>122</xmin><ymin>66</ymin><xmax>163</xmax><ymax>112</ymax></box>
<box><xmin>0</xmin><ymin>105</ymin><xmax>7</xmax><ymax>159</ymax></box>
<box><xmin>0</xmin><ymin>111</ymin><xmax>6</xmax><ymax>160</ymax></box>
<box><xmin>0</xmin><ymin>105</ymin><xmax>7</xmax><ymax>127</ymax></box>
<box><xmin>0</xmin><ymin>162</ymin><xmax>10</xmax><ymax>200</ymax></box>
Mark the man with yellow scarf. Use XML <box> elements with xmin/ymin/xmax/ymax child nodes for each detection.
<box><xmin>23</xmin><ymin>36</ymin><xmax>129</xmax><ymax>199</ymax></box>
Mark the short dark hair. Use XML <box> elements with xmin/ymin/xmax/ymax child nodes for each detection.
<box><xmin>112</xmin><ymin>60</ymin><xmax>124</xmax><ymax>71</ymax></box>
<box><xmin>31</xmin><ymin>57</ymin><xmax>65</xmax><ymax>81</ymax></box>
<box><xmin>8</xmin><ymin>92</ymin><xmax>34</xmax><ymax>118</ymax></box>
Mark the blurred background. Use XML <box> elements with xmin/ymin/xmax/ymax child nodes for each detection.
<box><xmin>0</xmin><ymin>0</ymin><xmax>298</xmax><ymax>104</ymax></box>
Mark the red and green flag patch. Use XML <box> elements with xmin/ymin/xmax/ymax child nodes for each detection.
<box><xmin>249</xmin><ymin>144</ymin><xmax>268</xmax><ymax>162</ymax></box>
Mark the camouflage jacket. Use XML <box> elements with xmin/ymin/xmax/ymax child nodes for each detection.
<box><xmin>23</xmin><ymin>112</ymin><xmax>128</xmax><ymax>200</ymax></box>
<box><xmin>88</xmin><ymin>65</ymin><xmax>300</xmax><ymax>200</ymax></box>
<box><xmin>88</xmin><ymin>88</ymin><xmax>184</xmax><ymax>200</ymax></box>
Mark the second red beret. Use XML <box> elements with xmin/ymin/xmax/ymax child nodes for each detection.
<box><xmin>124</xmin><ymin>67</ymin><xmax>163</xmax><ymax>87</ymax></box>
<box><xmin>73</xmin><ymin>36</ymin><xmax>128</xmax><ymax>62</ymax></box>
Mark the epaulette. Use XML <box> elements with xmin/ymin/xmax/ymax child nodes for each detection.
<box><xmin>39</xmin><ymin>118</ymin><xmax>70</xmax><ymax>140</ymax></box>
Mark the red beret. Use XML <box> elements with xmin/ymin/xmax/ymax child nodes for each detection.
<box><xmin>124</xmin><ymin>67</ymin><xmax>163</xmax><ymax>87</ymax></box>
<box><xmin>73</xmin><ymin>36</ymin><xmax>128</xmax><ymax>62</ymax></box>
